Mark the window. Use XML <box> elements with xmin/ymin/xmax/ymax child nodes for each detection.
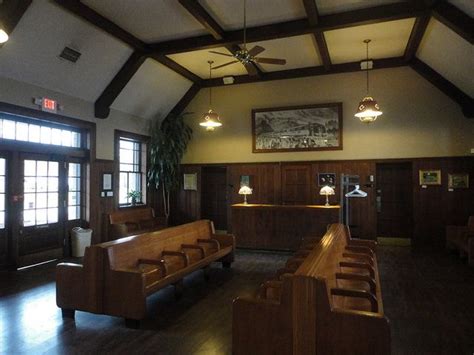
<box><xmin>23</xmin><ymin>160</ymin><xmax>59</xmax><ymax>226</ymax></box>
<box><xmin>0</xmin><ymin>116</ymin><xmax>81</xmax><ymax>148</ymax></box>
<box><xmin>118</xmin><ymin>137</ymin><xmax>146</xmax><ymax>205</ymax></box>
<box><xmin>68</xmin><ymin>163</ymin><xmax>81</xmax><ymax>220</ymax></box>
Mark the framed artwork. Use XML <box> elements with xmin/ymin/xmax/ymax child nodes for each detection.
<box><xmin>448</xmin><ymin>173</ymin><xmax>469</xmax><ymax>189</ymax></box>
<box><xmin>240</xmin><ymin>175</ymin><xmax>252</xmax><ymax>188</ymax></box>
<box><xmin>183</xmin><ymin>173</ymin><xmax>197</xmax><ymax>191</ymax></box>
<box><xmin>252</xmin><ymin>102</ymin><xmax>343</xmax><ymax>153</ymax></box>
<box><xmin>318</xmin><ymin>173</ymin><xmax>336</xmax><ymax>187</ymax></box>
<box><xmin>102</xmin><ymin>173</ymin><xmax>113</xmax><ymax>191</ymax></box>
<box><xmin>419</xmin><ymin>170</ymin><xmax>441</xmax><ymax>185</ymax></box>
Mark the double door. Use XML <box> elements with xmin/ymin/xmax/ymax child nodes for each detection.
<box><xmin>0</xmin><ymin>152</ymin><xmax>80</xmax><ymax>268</ymax></box>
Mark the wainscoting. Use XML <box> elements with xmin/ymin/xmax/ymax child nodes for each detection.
<box><xmin>175</xmin><ymin>156</ymin><xmax>474</xmax><ymax>247</ymax></box>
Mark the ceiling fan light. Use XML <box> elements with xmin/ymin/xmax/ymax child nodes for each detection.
<box><xmin>355</xmin><ymin>96</ymin><xmax>383</xmax><ymax>123</ymax></box>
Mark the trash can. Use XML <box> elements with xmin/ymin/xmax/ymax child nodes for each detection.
<box><xmin>71</xmin><ymin>227</ymin><xmax>92</xmax><ymax>257</ymax></box>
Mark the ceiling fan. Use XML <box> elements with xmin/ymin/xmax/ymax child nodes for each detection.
<box><xmin>209</xmin><ymin>0</ymin><xmax>286</xmax><ymax>76</ymax></box>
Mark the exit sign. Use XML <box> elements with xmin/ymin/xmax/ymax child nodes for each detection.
<box><xmin>42</xmin><ymin>98</ymin><xmax>57</xmax><ymax>113</ymax></box>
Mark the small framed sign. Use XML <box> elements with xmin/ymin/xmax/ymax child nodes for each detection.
<box><xmin>448</xmin><ymin>173</ymin><xmax>469</xmax><ymax>189</ymax></box>
<box><xmin>184</xmin><ymin>173</ymin><xmax>197</xmax><ymax>191</ymax></box>
<box><xmin>419</xmin><ymin>170</ymin><xmax>441</xmax><ymax>185</ymax></box>
<box><xmin>102</xmin><ymin>173</ymin><xmax>113</xmax><ymax>191</ymax></box>
<box><xmin>318</xmin><ymin>173</ymin><xmax>336</xmax><ymax>187</ymax></box>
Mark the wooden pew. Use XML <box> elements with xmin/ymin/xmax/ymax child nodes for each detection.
<box><xmin>446</xmin><ymin>216</ymin><xmax>474</xmax><ymax>266</ymax></box>
<box><xmin>108</xmin><ymin>207</ymin><xmax>167</xmax><ymax>240</ymax></box>
<box><xmin>56</xmin><ymin>220</ymin><xmax>235</xmax><ymax>327</ymax></box>
<box><xmin>233</xmin><ymin>223</ymin><xmax>390</xmax><ymax>355</ymax></box>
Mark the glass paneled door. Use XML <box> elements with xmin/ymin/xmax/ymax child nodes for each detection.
<box><xmin>0</xmin><ymin>156</ymin><xmax>7</xmax><ymax>266</ymax></box>
<box><xmin>18</xmin><ymin>154</ymin><xmax>66</xmax><ymax>266</ymax></box>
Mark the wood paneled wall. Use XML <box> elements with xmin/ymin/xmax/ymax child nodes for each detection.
<box><xmin>176</xmin><ymin>156</ymin><xmax>474</xmax><ymax>247</ymax></box>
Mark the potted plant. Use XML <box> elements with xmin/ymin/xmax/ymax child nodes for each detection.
<box><xmin>127</xmin><ymin>190</ymin><xmax>141</xmax><ymax>206</ymax></box>
<box><xmin>147</xmin><ymin>113</ymin><xmax>192</xmax><ymax>224</ymax></box>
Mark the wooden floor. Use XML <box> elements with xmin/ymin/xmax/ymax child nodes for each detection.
<box><xmin>0</xmin><ymin>247</ymin><xmax>473</xmax><ymax>354</ymax></box>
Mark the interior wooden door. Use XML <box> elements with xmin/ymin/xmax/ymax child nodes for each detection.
<box><xmin>0</xmin><ymin>155</ymin><xmax>7</xmax><ymax>266</ymax></box>
<box><xmin>281</xmin><ymin>164</ymin><xmax>311</xmax><ymax>205</ymax></box>
<box><xmin>376</xmin><ymin>162</ymin><xmax>413</xmax><ymax>239</ymax></box>
<box><xmin>201</xmin><ymin>166</ymin><xmax>228</xmax><ymax>230</ymax></box>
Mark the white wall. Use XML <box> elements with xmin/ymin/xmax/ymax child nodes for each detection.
<box><xmin>182</xmin><ymin>66</ymin><xmax>474</xmax><ymax>164</ymax></box>
<box><xmin>0</xmin><ymin>75</ymin><xmax>149</xmax><ymax>159</ymax></box>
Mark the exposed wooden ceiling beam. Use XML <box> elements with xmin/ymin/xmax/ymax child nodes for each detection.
<box><xmin>410</xmin><ymin>58</ymin><xmax>473</xmax><ymax>118</ymax></box>
<box><xmin>95</xmin><ymin>51</ymin><xmax>148</xmax><ymax>118</ymax></box>
<box><xmin>178</xmin><ymin>0</ymin><xmax>224</xmax><ymax>40</ymax></box>
<box><xmin>151</xmin><ymin>2</ymin><xmax>428</xmax><ymax>55</ymax></box>
<box><xmin>202</xmin><ymin>56</ymin><xmax>406</xmax><ymax>87</ymax></box>
<box><xmin>166</xmin><ymin>82</ymin><xmax>201</xmax><ymax>118</ymax></box>
<box><xmin>149</xmin><ymin>53</ymin><xmax>202</xmax><ymax>83</ymax></box>
<box><xmin>0</xmin><ymin>0</ymin><xmax>32</xmax><ymax>35</ymax></box>
<box><xmin>404</xmin><ymin>14</ymin><xmax>431</xmax><ymax>62</ymax></box>
<box><xmin>432</xmin><ymin>1</ymin><xmax>473</xmax><ymax>44</ymax></box>
<box><xmin>53</xmin><ymin>0</ymin><xmax>148</xmax><ymax>51</ymax></box>
<box><xmin>302</xmin><ymin>0</ymin><xmax>331</xmax><ymax>71</ymax></box>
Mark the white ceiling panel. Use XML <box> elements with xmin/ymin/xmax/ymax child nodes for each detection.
<box><xmin>448</xmin><ymin>0</ymin><xmax>474</xmax><ymax>17</ymax></box>
<box><xmin>325</xmin><ymin>18</ymin><xmax>416</xmax><ymax>64</ymax></box>
<box><xmin>168</xmin><ymin>48</ymin><xmax>248</xmax><ymax>79</ymax></box>
<box><xmin>316</xmin><ymin>0</ymin><xmax>404</xmax><ymax>15</ymax></box>
<box><xmin>247</xmin><ymin>35</ymin><xmax>322</xmax><ymax>71</ymax></box>
<box><xmin>0</xmin><ymin>0</ymin><xmax>133</xmax><ymax>102</ymax></box>
<box><xmin>82</xmin><ymin>0</ymin><xmax>207</xmax><ymax>42</ymax></box>
<box><xmin>200</xmin><ymin>0</ymin><xmax>306</xmax><ymax>30</ymax></box>
<box><xmin>112</xmin><ymin>59</ymin><xmax>192</xmax><ymax>120</ymax></box>
<box><xmin>417</xmin><ymin>18</ymin><xmax>474</xmax><ymax>97</ymax></box>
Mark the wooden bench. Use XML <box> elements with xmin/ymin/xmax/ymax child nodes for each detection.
<box><xmin>233</xmin><ymin>223</ymin><xmax>390</xmax><ymax>355</ymax></box>
<box><xmin>446</xmin><ymin>216</ymin><xmax>474</xmax><ymax>266</ymax></box>
<box><xmin>56</xmin><ymin>220</ymin><xmax>235</xmax><ymax>327</ymax></box>
<box><xmin>108</xmin><ymin>207</ymin><xmax>167</xmax><ymax>240</ymax></box>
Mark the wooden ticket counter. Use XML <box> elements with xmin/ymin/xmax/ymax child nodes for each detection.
<box><xmin>231</xmin><ymin>204</ymin><xmax>340</xmax><ymax>251</ymax></box>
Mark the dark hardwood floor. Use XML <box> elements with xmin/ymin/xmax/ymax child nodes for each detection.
<box><xmin>0</xmin><ymin>248</ymin><xmax>473</xmax><ymax>354</ymax></box>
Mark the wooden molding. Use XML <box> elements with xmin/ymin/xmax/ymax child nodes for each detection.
<box><xmin>95</xmin><ymin>51</ymin><xmax>148</xmax><ymax>119</ymax></box>
<box><xmin>202</xmin><ymin>57</ymin><xmax>406</xmax><ymax>87</ymax></box>
<box><xmin>167</xmin><ymin>82</ymin><xmax>201</xmax><ymax>118</ymax></box>
<box><xmin>404</xmin><ymin>15</ymin><xmax>431</xmax><ymax>62</ymax></box>
<box><xmin>178</xmin><ymin>0</ymin><xmax>224</xmax><ymax>40</ymax></box>
<box><xmin>410</xmin><ymin>58</ymin><xmax>473</xmax><ymax>118</ymax></box>
<box><xmin>0</xmin><ymin>0</ymin><xmax>32</xmax><ymax>35</ymax></box>
<box><xmin>149</xmin><ymin>53</ymin><xmax>202</xmax><ymax>83</ymax></box>
<box><xmin>151</xmin><ymin>2</ymin><xmax>428</xmax><ymax>55</ymax></box>
<box><xmin>302</xmin><ymin>0</ymin><xmax>331</xmax><ymax>70</ymax></box>
<box><xmin>432</xmin><ymin>1</ymin><xmax>473</xmax><ymax>44</ymax></box>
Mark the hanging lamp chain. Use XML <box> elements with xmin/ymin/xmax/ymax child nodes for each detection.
<box><xmin>208</xmin><ymin>60</ymin><xmax>213</xmax><ymax>108</ymax></box>
<box><xmin>243</xmin><ymin>0</ymin><xmax>247</xmax><ymax>50</ymax></box>
<box><xmin>365</xmin><ymin>39</ymin><xmax>370</xmax><ymax>94</ymax></box>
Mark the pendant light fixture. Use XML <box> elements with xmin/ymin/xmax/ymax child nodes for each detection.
<box><xmin>199</xmin><ymin>60</ymin><xmax>222</xmax><ymax>131</ymax></box>
<box><xmin>0</xmin><ymin>20</ymin><xmax>9</xmax><ymax>44</ymax></box>
<box><xmin>354</xmin><ymin>39</ymin><xmax>382</xmax><ymax>123</ymax></box>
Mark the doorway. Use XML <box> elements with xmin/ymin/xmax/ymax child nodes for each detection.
<box><xmin>376</xmin><ymin>162</ymin><xmax>413</xmax><ymax>239</ymax></box>
<box><xmin>201</xmin><ymin>166</ymin><xmax>228</xmax><ymax>230</ymax></box>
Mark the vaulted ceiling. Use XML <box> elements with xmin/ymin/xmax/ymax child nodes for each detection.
<box><xmin>0</xmin><ymin>0</ymin><xmax>472</xmax><ymax>120</ymax></box>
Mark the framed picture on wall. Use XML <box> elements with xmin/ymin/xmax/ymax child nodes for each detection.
<box><xmin>448</xmin><ymin>173</ymin><xmax>469</xmax><ymax>189</ymax></box>
<box><xmin>183</xmin><ymin>173</ymin><xmax>197</xmax><ymax>190</ymax></box>
<box><xmin>419</xmin><ymin>170</ymin><xmax>441</xmax><ymax>185</ymax></box>
<box><xmin>318</xmin><ymin>173</ymin><xmax>336</xmax><ymax>187</ymax></box>
<box><xmin>102</xmin><ymin>173</ymin><xmax>113</xmax><ymax>191</ymax></box>
<box><xmin>240</xmin><ymin>175</ymin><xmax>253</xmax><ymax>188</ymax></box>
<box><xmin>251</xmin><ymin>102</ymin><xmax>343</xmax><ymax>153</ymax></box>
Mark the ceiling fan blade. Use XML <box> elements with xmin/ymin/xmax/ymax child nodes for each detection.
<box><xmin>247</xmin><ymin>45</ymin><xmax>265</xmax><ymax>57</ymax></box>
<box><xmin>212</xmin><ymin>60</ymin><xmax>239</xmax><ymax>70</ymax></box>
<box><xmin>244</xmin><ymin>62</ymin><xmax>258</xmax><ymax>76</ymax></box>
<box><xmin>254</xmin><ymin>57</ymin><xmax>286</xmax><ymax>65</ymax></box>
<box><xmin>209</xmin><ymin>51</ymin><xmax>234</xmax><ymax>57</ymax></box>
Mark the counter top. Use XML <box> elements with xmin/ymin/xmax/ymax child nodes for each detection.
<box><xmin>231</xmin><ymin>203</ymin><xmax>340</xmax><ymax>209</ymax></box>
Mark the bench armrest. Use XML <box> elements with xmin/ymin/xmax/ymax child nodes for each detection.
<box><xmin>162</xmin><ymin>250</ymin><xmax>189</xmax><ymax>266</ymax></box>
<box><xmin>345</xmin><ymin>245</ymin><xmax>375</xmax><ymax>257</ymax></box>
<box><xmin>137</xmin><ymin>258</ymin><xmax>168</xmax><ymax>276</ymax></box>
<box><xmin>343</xmin><ymin>252</ymin><xmax>375</xmax><ymax>266</ymax></box>
<box><xmin>56</xmin><ymin>263</ymin><xmax>85</xmax><ymax>310</ymax></box>
<box><xmin>182</xmin><ymin>244</ymin><xmax>205</xmax><ymax>258</ymax></box>
<box><xmin>348</xmin><ymin>239</ymin><xmax>377</xmax><ymax>251</ymax></box>
<box><xmin>335</xmin><ymin>272</ymin><xmax>377</xmax><ymax>294</ymax></box>
<box><xmin>340</xmin><ymin>261</ymin><xmax>375</xmax><ymax>278</ymax></box>
<box><xmin>331</xmin><ymin>287</ymin><xmax>378</xmax><ymax>312</ymax></box>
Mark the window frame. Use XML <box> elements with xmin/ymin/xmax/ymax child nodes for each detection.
<box><xmin>114</xmin><ymin>130</ymin><xmax>149</xmax><ymax>208</ymax></box>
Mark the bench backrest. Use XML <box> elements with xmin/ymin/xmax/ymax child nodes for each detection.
<box><xmin>98</xmin><ymin>220</ymin><xmax>214</xmax><ymax>270</ymax></box>
<box><xmin>109</xmin><ymin>207</ymin><xmax>155</xmax><ymax>225</ymax></box>
<box><xmin>468</xmin><ymin>216</ymin><xmax>474</xmax><ymax>232</ymax></box>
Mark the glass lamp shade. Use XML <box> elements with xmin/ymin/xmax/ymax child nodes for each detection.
<box><xmin>238</xmin><ymin>186</ymin><xmax>252</xmax><ymax>204</ymax></box>
<box><xmin>0</xmin><ymin>27</ymin><xmax>9</xmax><ymax>44</ymax></box>
<box><xmin>354</xmin><ymin>96</ymin><xmax>383</xmax><ymax>123</ymax></box>
<box><xmin>199</xmin><ymin>109</ymin><xmax>222</xmax><ymax>131</ymax></box>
